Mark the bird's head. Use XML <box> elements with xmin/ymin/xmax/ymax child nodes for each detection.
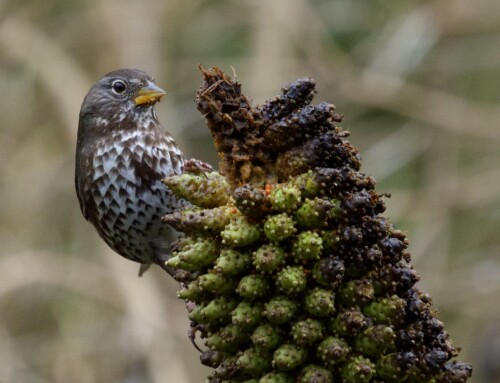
<box><xmin>79</xmin><ymin>69</ymin><xmax>166</xmax><ymax>136</ymax></box>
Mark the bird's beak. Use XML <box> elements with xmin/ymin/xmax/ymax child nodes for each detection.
<box><xmin>134</xmin><ymin>81</ymin><xmax>166</xmax><ymax>106</ymax></box>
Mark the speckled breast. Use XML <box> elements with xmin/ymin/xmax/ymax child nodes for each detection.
<box><xmin>89</xmin><ymin>130</ymin><xmax>185</xmax><ymax>263</ymax></box>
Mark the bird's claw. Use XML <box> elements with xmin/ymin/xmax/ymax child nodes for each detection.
<box><xmin>188</xmin><ymin>322</ymin><xmax>204</xmax><ymax>352</ymax></box>
<box><xmin>183</xmin><ymin>158</ymin><xmax>214</xmax><ymax>178</ymax></box>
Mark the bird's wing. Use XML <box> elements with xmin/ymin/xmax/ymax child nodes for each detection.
<box><xmin>75</xmin><ymin>154</ymin><xmax>98</xmax><ymax>222</ymax></box>
<box><xmin>75</xmin><ymin>171</ymin><xmax>90</xmax><ymax>221</ymax></box>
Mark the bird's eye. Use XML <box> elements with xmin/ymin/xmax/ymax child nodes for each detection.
<box><xmin>111</xmin><ymin>80</ymin><xmax>127</xmax><ymax>94</ymax></box>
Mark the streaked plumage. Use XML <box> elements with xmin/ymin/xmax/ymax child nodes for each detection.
<box><xmin>75</xmin><ymin>69</ymin><xmax>186</xmax><ymax>274</ymax></box>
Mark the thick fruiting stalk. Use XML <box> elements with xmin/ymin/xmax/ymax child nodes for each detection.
<box><xmin>162</xmin><ymin>67</ymin><xmax>472</xmax><ymax>382</ymax></box>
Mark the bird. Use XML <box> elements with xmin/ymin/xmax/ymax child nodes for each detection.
<box><xmin>75</xmin><ymin>69</ymin><xmax>188</xmax><ymax>276</ymax></box>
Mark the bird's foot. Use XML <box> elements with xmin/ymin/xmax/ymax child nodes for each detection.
<box><xmin>183</xmin><ymin>158</ymin><xmax>214</xmax><ymax>178</ymax></box>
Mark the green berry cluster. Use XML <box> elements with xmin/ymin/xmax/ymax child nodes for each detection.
<box><xmin>160</xmin><ymin>67</ymin><xmax>471</xmax><ymax>383</ymax></box>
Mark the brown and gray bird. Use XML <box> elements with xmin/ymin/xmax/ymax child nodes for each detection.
<box><xmin>75</xmin><ymin>69</ymin><xmax>187</xmax><ymax>275</ymax></box>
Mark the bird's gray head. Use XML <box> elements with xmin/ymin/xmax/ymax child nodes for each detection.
<box><xmin>78</xmin><ymin>69</ymin><xmax>166</xmax><ymax>138</ymax></box>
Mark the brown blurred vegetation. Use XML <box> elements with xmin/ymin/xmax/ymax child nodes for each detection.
<box><xmin>0</xmin><ymin>1</ymin><xmax>499</xmax><ymax>382</ymax></box>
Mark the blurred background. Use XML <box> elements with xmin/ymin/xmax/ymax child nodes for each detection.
<box><xmin>0</xmin><ymin>0</ymin><xmax>499</xmax><ymax>382</ymax></box>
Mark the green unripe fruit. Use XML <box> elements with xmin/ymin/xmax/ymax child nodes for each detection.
<box><xmin>173</xmin><ymin>237</ymin><xmax>219</xmax><ymax>268</ymax></box>
<box><xmin>269</xmin><ymin>184</ymin><xmax>301</xmax><ymax>213</ymax></box>
<box><xmin>165</xmin><ymin>255</ymin><xmax>198</xmax><ymax>272</ymax></box>
<box><xmin>214</xmin><ymin>249</ymin><xmax>251</xmax><ymax>276</ymax></box>
<box><xmin>316</xmin><ymin>336</ymin><xmax>350</xmax><ymax>366</ymax></box>
<box><xmin>253</xmin><ymin>244</ymin><xmax>286</xmax><ymax>273</ymax></box>
<box><xmin>237</xmin><ymin>274</ymin><xmax>270</xmax><ymax>300</ymax></box>
<box><xmin>276</xmin><ymin>266</ymin><xmax>307</xmax><ymax>294</ymax></box>
<box><xmin>337</xmin><ymin>278</ymin><xmax>375</xmax><ymax>306</ymax></box>
<box><xmin>162</xmin><ymin>171</ymin><xmax>230</xmax><ymax>208</ymax></box>
<box><xmin>237</xmin><ymin>347</ymin><xmax>272</xmax><ymax>376</ymax></box>
<box><xmin>162</xmin><ymin>206</ymin><xmax>232</xmax><ymax>234</ymax></box>
<box><xmin>263</xmin><ymin>213</ymin><xmax>296</xmax><ymax>242</ymax></box>
<box><xmin>177</xmin><ymin>280</ymin><xmax>208</xmax><ymax>303</ymax></box>
<box><xmin>295</xmin><ymin>198</ymin><xmax>335</xmax><ymax>229</ymax></box>
<box><xmin>198</xmin><ymin>272</ymin><xmax>235</xmax><ymax>295</ymax></box>
<box><xmin>290</xmin><ymin>170</ymin><xmax>321</xmax><ymax>198</ymax></box>
<box><xmin>290</xmin><ymin>319</ymin><xmax>324</xmax><ymax>345</ymax></box>
<box><xmin>263</xmin><ymin>296</ymin><xmax>298</xmax><ymax>324</ymax></box>
<box><xmin>304</xmin><ymin>288</ymin><xmax>335</xmax><ymax>317</ymax></box>
<box><xmin>221</xmin><ymin>216</ymin><xmax>261</xmax><ymax>247</ymax></box>
<box><xmin>206</xmin><ymin>323</ymin><xmax>250</xmax><ymax>352</ymax></box>
<box><xmin>362</xmin><ymin>295</ymin><xmax>406</xmax><ymax>326</ymax></box>
<box><xmin>199</xmin><ymin>297</ymin><xmax>238</xmax><ymax>324</ymax></box>
<box><xmin>330</xmin><ymin>309</ymin><xmax>370</xmax><ymax>337</ymax></box>
<box><xmin>273</xmin><ymin>343</ymin><xmax>308</xmax><ymax>371</ymax></box>
<box><xmin>292</xmin><ymin>231</ymin><xmax>323</xmax><ymax>262</ymax></box>
<box><xmin>251</xmin><ymin>323</ymin><xmax>282</xmax><ymax>349</ymax></box>
<box><xmin>232</xmin><ymin>302</ymin><xmax>263</xmax><ymax>329</ymax></box>
<box><xmin>188</xmin><ymin>303</ymin><xmax>206</xmax><ymax>323</ymax></box>
<box><xmin>341</xmin><ymin>356</ymin><xmax>376</xmax><ymax>383</ymax></box>
<box><xmin>376</xmin><ymin>352</ymin><xmax>412</xmax><ymax>382</ymax></box>
<box><xmin>205</xmin><ymin>333</ymin><xmax>231</xmax><ymax>352</ymax></box>
<box><xmin>354</xmin><ymin>324</ymin><xmax>396</xmax><ymax>357</ymax></box>
<box><xmin>319</xmin><ymin>229</ymin><xmax>340</xmax><ymax>253</ymax></box>
<box><xmin>298</xmin><ymin>364</ymin><xmax>333</xmax><ymax>383</ymax></box>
